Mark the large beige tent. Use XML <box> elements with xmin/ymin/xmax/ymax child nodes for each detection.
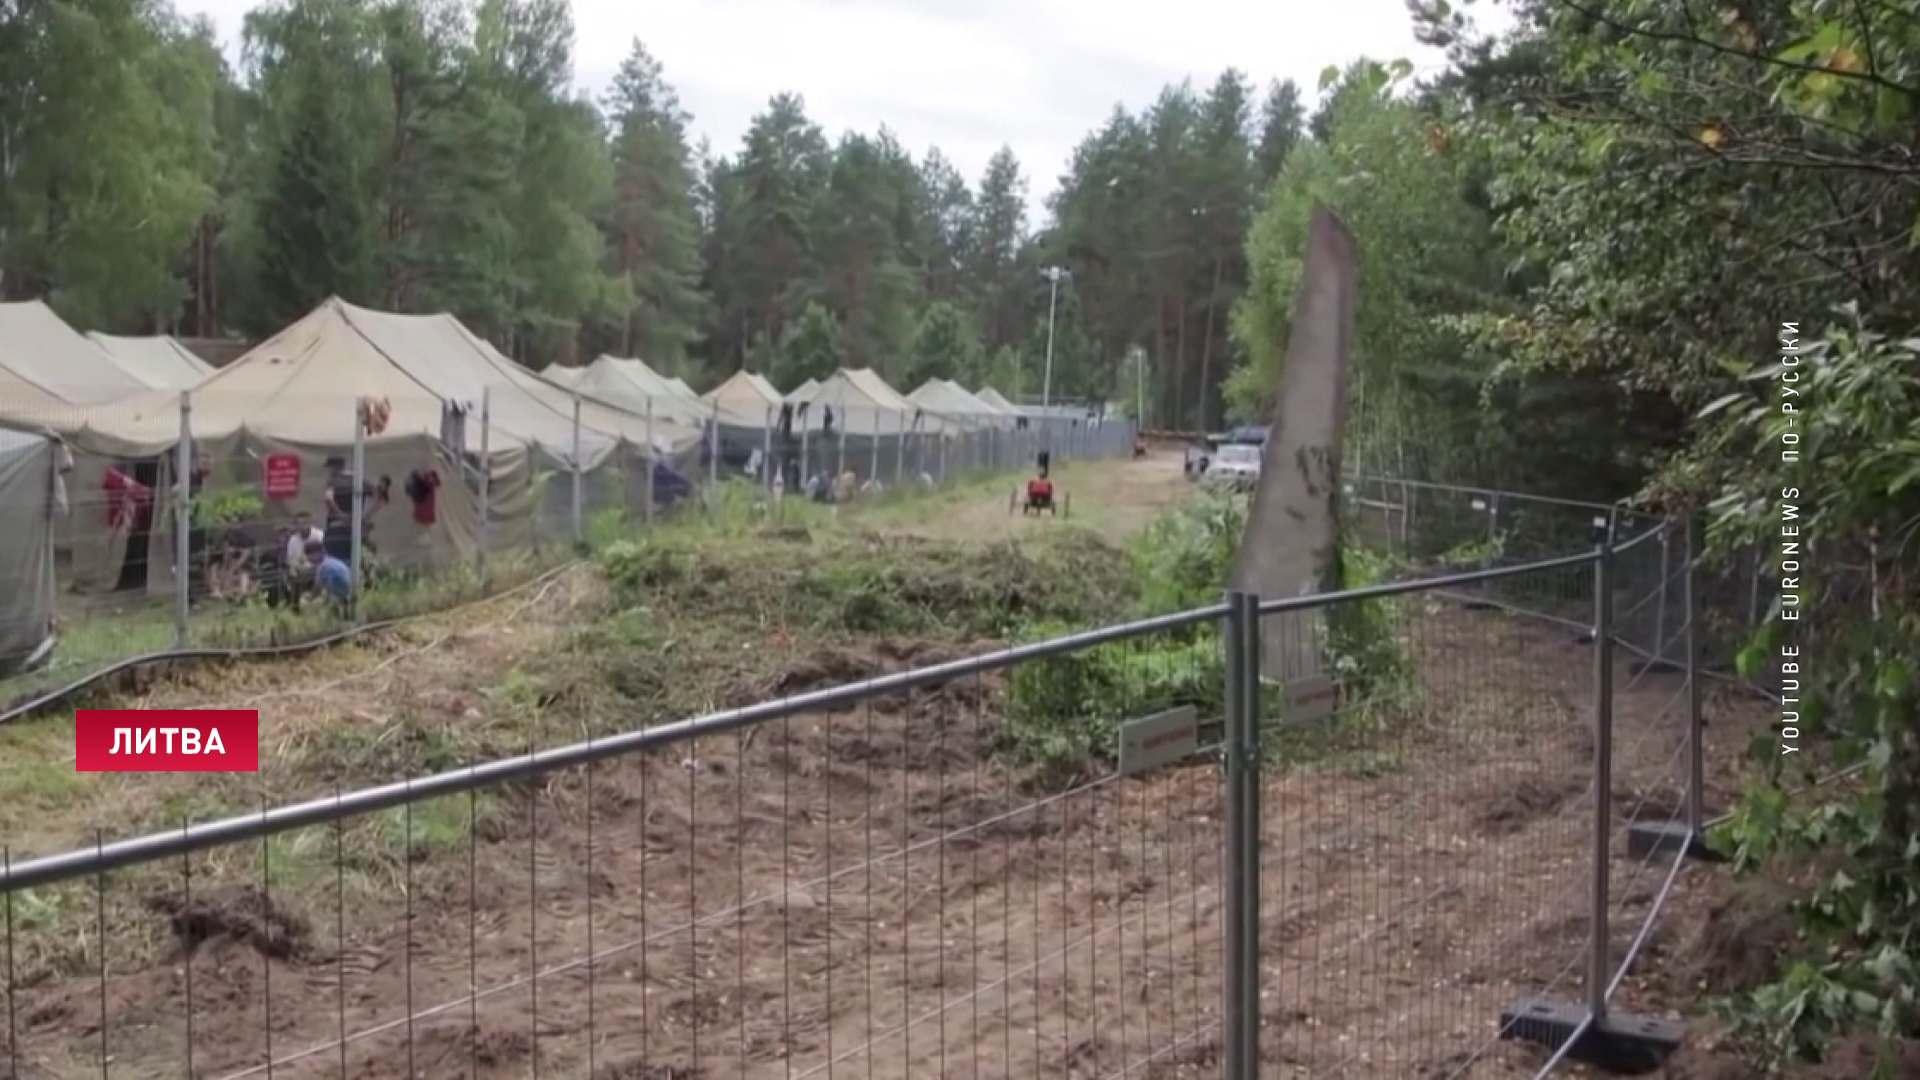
<box><xmin>542</xmin><ymin>365</ymin><xmax>584</xmax><ymax>388</ymax></box>
<box><xmin>87</xmin><ymin>333</ymin><xmax>215</xmax><ymax>390</ymax></box>
<box><xmin>786</xmin><ymin>377</ymin><xmax>822</xmax><ymax>403</ymax></box>
<box><xmin>795</xmin><ymin>368</ymin><xmax>943</xmax><ymax>436</ymax></box>
<box><xmin>0</xmin><ymin>302</ymin><xmax>152</xmax><ymax>413</ymax></box>
<box><xmin>908</xmin><ymin>379</ymin><xmax>1011</xmax><ymax>430</ymax></box>
<box><xmin>703</xmin><ymin>370</ymin><xmax>781</xmax><ymax>426</ymax></box>
<box><xmin>974</xmin><ymin>386</ymin><xmax>1026</xmax><ymax>418</ymax></box>
<box><xmin>556</xmin><ymin>356</ymin><xmax>710</xmax><ymax>428</ymax></box>
<box><xmin>18</xmin><ymin>298</ymin><xmax>704</xmax><ymax>597</ymax></box>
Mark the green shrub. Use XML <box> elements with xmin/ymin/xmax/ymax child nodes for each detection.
<box><xmin>1130</xmin><ymin>493</ymin><xmax>1245</xmax><ymax>616</ymax></box>
<box><xmin>1324</xmin><ymin>544</ymin><xmax>1411</xmax><ymax>695</ymax></box>
<box><xmin>999</xmin><ymin>619</ymin><xmax>1227</xmax><ymax>786</ymax></box>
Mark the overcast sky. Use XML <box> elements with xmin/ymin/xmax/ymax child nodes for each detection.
<box><xmin>180</xmin><ymin>0</ymin><xmax>1507</xmax><ymax>219</ymax></box>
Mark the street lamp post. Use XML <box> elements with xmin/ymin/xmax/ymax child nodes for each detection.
<box><xmin>1040</xmin><ymin>266</ymin><xmax>1069</xmax><ymax>410</ymax></box>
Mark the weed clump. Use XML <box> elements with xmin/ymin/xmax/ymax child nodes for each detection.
<box><xmin>1001</xmin><ymin>492</ymin><xmax>1416</xmax><ymax>780</ymax></box>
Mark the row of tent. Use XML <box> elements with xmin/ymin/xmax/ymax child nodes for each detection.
<box><xmin>0</xmin><ymin>295</ymin><xmax>1080</xmax><ymax>616</ymax></box>
<box><xmin>539</xmin><ymin>354</ymin><xmax>1044</xmax><ymax>439</ymax></box>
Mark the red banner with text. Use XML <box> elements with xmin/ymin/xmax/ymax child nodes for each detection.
<box><xmin>74</xmin><ymin>710</ymin><xmax>261</xmax><ymax>772</ymax></box>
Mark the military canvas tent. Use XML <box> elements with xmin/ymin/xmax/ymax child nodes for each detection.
<box><xmin>10</xmin><ymin>298</ymin><xmax>704</xmax><ymax>597</ymax></box>
<box><xmin>795</xmin><ymin>369</ymin><xmax>940</xmax><ymax>436</ymax></box>
<box><xmin>974</xmin><ymin>386</ymin><xmax>1026</xmax><ymax>417</ymax></box>
<box><xmin>703</xmin><ymin>370</ymin><xmax>781</xmax><ymax>425</ymax></box>
<box><xmin>773</xmin><ymin>368</ymin><xmax>951</xmax><ymax>488</ymax></box>
<box><xmin>787</xmin><ymin>377</ymin><xmax>821</xmax><ymax>403</ymax></box>
<box><xmin>0</xmin><ymin>302</ymin><xmax>152</xmax><ymax>412</ymax></box>
<box><xmin>543</xmin><ymin>365</ymin><xmax>584</xmax><ymax>388</ymax></box>
<box><xmin>561</xmin><ymin>355</ymin><xmax>769</xmax><ymax>470</ymax></box>
<box><xmin>0</xmin><ymin>427</ymin><xmax>58</xmax><ymax>676</ymax></box>
<box><xmin>665</xmin><ymin>376</ymin><xmax>698</xmax><ymax>400</ymax></box>
<box><xmin>558</xmin><ymin>356</ymin><xmax>711</xmax><ymax>428</ymax></box>
<box><xmin>908</xmin><ymin>379</ymin><xmax>1010</xmax><ymax>430</ymax></box>
<box><xmin>88</xmin><ymin>334</ymin><xmax>215</xmax><ymax>389</ymax></box>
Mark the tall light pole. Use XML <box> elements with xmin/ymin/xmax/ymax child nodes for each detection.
<box><xmin>1040</xmin><ymin>266</ymin><xmax>1070</xmax><ymax>409</ymax></box>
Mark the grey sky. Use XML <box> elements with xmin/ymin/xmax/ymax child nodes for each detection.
<box><xmin>181</xmin><ymin>0</ymin><xmax>1505</xmax><ymax>219</ymax></box>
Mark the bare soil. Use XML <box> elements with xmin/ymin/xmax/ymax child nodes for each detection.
<box><xmin>0</xmin><ymin>455</ymin><xmax>1781</xmax><ymax>1079</ymax></box>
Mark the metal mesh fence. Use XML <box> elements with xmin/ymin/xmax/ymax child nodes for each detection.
<box><xmin>0</xmin><ymin>388</ymin><xmax>1135</xmax><ymax>715</ymax></box>
<box><xmin>0</xmin><ymin>448</ymin><xmax>1769</xmax><ymax>1078</ymax></box>
<box><xmin>0</xmin><ymin>542</ymin><xmax>1723</xmax><ymax>1080</ymax></box>
<box><xmin>1252</xmin><ymin>557</ymin><xmax>1600</xmax><ymax>1077</ymax></box>
<box><xmin>0</xmin><ymin>610</ymin><xmax>1225</xmax><ymax>1080</ymax></box>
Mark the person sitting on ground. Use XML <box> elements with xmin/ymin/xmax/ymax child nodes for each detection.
<box><xmin>207</xmin><ymin>525</ymin><xmax>261</xmax><ymax>599</ymax></box>
<box><xmin>307</xmin><ymin>539</ymin><xmax>353</xmax><ymax>609</ymax></box>
<box><xmin>834</xmin><ymin>469</ymin><xmax>858</xmax><ymax>503</ymax></box>
<box><xmin>805</xmin><ymin>470</ymin><xmax>832</xmax><ymax>503</ymax></box>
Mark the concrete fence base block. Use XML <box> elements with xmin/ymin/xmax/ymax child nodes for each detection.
<box><xmin>1627</xmin><ymin>819</ymin><xmax>1728</xmax><ymax>864</ymax></box>
<box><xmin>1498</xmin><ymin>996</ymin><xmax>1685</xmax><ymax>1074</ymax></box>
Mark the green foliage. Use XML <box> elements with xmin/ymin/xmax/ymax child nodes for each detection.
<box><xmin>1000</xmin><ymin>493</ymin><xmax>1410</xmax><ymax>781</ymax></box>
<box><xmin>1684</xmin><ymin>320</ymin><xmax>1920</xmax><ymax>1063</ymax></box>
<box><xmin>1129</xmin><ymin>493</ymin><xmax>1244</xmax><ymax>615</ymax></box>
<box><xmin>1228</xmin><ymin>72</ymin><xmax>1503</xmax><ymax>477</ymax></box>
<box><xmin>1323</xmin><ymin>545</ymin><xmax>1408</xmax><ymax>694</ymax></box>
<box><xmin>999</xmin><ymin>621</ymin><xmax>1225</xmax><ymax>787</ymax></box>
<box><xmin>3</xmin><ymin>0</ymin><xmax>1298</xmax><ymax>421</ymax></box>
<box><xmin>773</xmin><ymin>300</ymin><xmax>844</xmax><ymax>389</ymax></box>
<box><xmin>193</xmin><ymin>489</ymin><xmax>266</xmax><ymax>529</ymax></box>
<box><xmin>594</xmin><ymin>526</ymin><xmax>1132</xmax><ymax>643</ymax></box>
<box><xmin>903</xmin><ymin>300</ymin><xmax>984</xmax><ymax>388</ymax></box>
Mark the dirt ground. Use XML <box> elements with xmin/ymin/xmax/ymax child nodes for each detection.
<box><xmin>875</xmin><ymin>452</ymin><xmax>1192</xmax><ymax>541</ymax></box>
<box><xmin>0</xmin><ymin>454</ymin><xmax>1778</xmax><ymax>1079</ymax></box>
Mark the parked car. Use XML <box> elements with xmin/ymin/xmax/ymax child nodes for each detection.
<box><xmin>1203</xmin><ymin>443</ymin><xmax>1262</xmax><ymax>490</ymax></box>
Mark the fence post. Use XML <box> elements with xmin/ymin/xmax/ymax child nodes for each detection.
<box><xmin>172</xmin><ymin>392</ymin><xmax>192</xmax><ymax>648</ymax></box>
<box><xmin>1497</xmin><ymin>511</ymin><xmax>1682</xmax><ymax>1070</ymax></box>
<box><xmin>477</xmin><ymin>388</ymin><xmax>491</xmax><ymax>583</ymax></box>
<box><xmin>761</xmin><ymin>405</ymin><xmax>775</xmax><ymax>493</ymax></box>
<box><xmin>643</xmin><ymin>398</ymin><xmax>656</xmax><ymax>527</ymax></box>
<box><xmin>1222</xmin><ymin>588</ymin><xmax>1263</xmax><ymax>1080</ymax></box>
<box><xmin>706</xmin><ymin>401</ymin><xmax>719</xmax><ymax>515</ymax></box>
<box><xmin>569</xmin><ymin>391</ymin><xmax>584</xmax><ymax>544</ymax></box>
<box><xmin>895</xmin><ymin>410</ymin><xmax>908</xmax><ymax>484</ymax></box>
<box><xmin>349</xmin><ymin>400</ymin><xmax>367</xmax><ymax>624</ymax></box>
<box><xmin>1587</xmin><ymin>520</ymin><xmax>1617</xmax><ymax>1024</ymax></box>
<box><xmin>1684</xmin><ymin>516</ymin><xmax>1707</xmax><ymax>844</ymax></box>
<box><xmin>1653</xmin><ymin>523</ymin><xmax>1671</xmax><ymax>666</ymax></box>
<box><xmin>1628</xmin><ymin>514</ymin><xmax>1728</xmax><ymax>863</ymax></box>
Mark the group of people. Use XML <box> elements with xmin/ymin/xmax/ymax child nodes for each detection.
<box><xmin>202</xmin><ymin>456</ymin><xmax>387</xmax><ymax>610</ymax></box>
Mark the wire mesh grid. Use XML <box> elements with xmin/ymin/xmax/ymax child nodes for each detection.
<box><xmin>1250</xmin><ymin>555</ymin><xmax>1601</xmax><ymax>1079</ymax></box>
<box><xmin>0</xmin><ymin>612</ymin><xmax>1224</xmax><ymax>1080</ymax></box>
<box><xmin>0</xmin><ymin>451</ymin><xmax>1748</xmax><ymax>1079</ymax></box>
